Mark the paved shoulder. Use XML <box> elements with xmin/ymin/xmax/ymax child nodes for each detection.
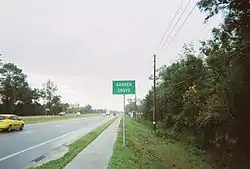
<box><xmin>64</xmin><ymin>117</ymin><xmax>121</xmax><ymax>169</ymax></box>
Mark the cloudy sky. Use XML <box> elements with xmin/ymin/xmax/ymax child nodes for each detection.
<box><xmin>0</xmin><ymin>0</ymin><xmax>221</xmax><ymax>110</ymax></box>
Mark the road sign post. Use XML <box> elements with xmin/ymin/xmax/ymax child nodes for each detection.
<box><xmin>112</xmin><ymin>80</ymin><xmax>136</xmax><ymax>147</ymax></box>
<box><xmin>123</xmin><ymin>94</ymin><xmax>125</xmax><ymax>147</ymax></box>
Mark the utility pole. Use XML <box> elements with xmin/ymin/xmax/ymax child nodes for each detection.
<box><xmin>153</xmin><ymin>54</ymin><xmax>156</xmax><ymax>131</ymax></box>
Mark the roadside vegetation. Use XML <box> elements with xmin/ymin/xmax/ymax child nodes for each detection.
<box><xmin>31</xmin><ymin>117</ymin><xmax>117</xmax><ymax>169</ymax></box>
<box><xmin>109</xmin><ymin>118</ymin><xmax>211</xmax><ymax>169</ymax></box>
<box><xmin>124</xmin><ymin>1</ymin><xmax>250</xmax><ymax>168</ymax></box>
<box><xmin>0</xmin><ymin>61</ymin><xmax>117</xmax><ymax>116</ymax></box>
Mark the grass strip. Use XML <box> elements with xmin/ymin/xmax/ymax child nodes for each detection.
<box><xmin>31</xmin><ymin>117</ymin><xmax>117</xmax><ymax>169</ymax></box>
<box><xmin>22</xmin><ymin>114</ymin><xmax>97</xmax><ymax>124</ymax></box>
<box><xmin>108</xmin><ymin>118</ymin><xmax>211</xmax><ymax>169</ymax></box>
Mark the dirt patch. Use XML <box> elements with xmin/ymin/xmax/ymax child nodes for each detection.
<box><xmin>26</xmin><ymin>144</ymin><xmax>68</xmax><ymax>168</ymax></box>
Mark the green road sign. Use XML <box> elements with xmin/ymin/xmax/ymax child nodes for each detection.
<box><xmin>112</xmin><ymin>80</ymin><xmax>136</xmax><ymax>95</ymax></box>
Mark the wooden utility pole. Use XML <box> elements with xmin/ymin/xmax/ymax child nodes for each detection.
<box><xmin>153</xmin><ymin>54</ymin><xmax>156</xmax><ymax>131</ymax></box>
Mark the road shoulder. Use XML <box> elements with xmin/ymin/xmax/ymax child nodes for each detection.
<box><xmin>64</xmin><ymin>117</ymin><xmax>120</xmax><ymax>169</ymax></box>
<box><xmin>108</xmin><ymin>118</ymin><xmax>212</xmax><ymax>169</ymax></box>
<box><xmin>26</xmin><ymin>117</ymin><xmax>117</xmax><ymax>169</ymax></box>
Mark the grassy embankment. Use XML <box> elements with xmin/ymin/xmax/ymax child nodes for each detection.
<box><xmin>108</xmin><ymin>118</ymin><xmax>212</xmax><ymax>169</ymax></box>
<box><xmin>31</xmin><ymin>117</ymin><xmax>117</xmax><ymax>169</ymax></box>
<box><xmin>21</xmin><ymin>114</ymin><xmax>98</xmax><ymax>124</ymax></box>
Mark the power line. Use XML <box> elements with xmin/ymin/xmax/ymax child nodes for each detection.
<box><xmin>164</xmin><ymin>4</ymin><xmax>197</xmax><ymax>50</ymax></box>
<box><xmin>162</xmin><ymin>21</ymin><xmax>210</xmax><ymax>67</ymax></box>
<box><xmin>156</xmin><ymin>45</ymin><xmax>250</xmax><ymax>94</ymax></box>
<box><xmin>153</xmin><ymin>54</ymin><xmax>156</xmax><ymax>131</ymax></box>
<box><xmin>159</xmin><ymin>45</ymin><xmax>249</xmax><ymax>93</ymax></box>
<box><xmin>161</xmin><ymin>0</ymin><xmax>193</xmax><ymax>48</ymax></box>
<box><xmin>170</xmin><ymin>46</ymin><xmax>248</xmax><ymax>91</ymax></box>
<box><xmin>158</xmin><ymin>0</ymin><xmax>185</xmax><ymax>49</ymax></box>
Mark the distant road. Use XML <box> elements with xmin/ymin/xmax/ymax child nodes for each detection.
<box><xmin>0</xmin><ymin>115</ymin><xmax>115</xmax><ymax>169</ymax></box>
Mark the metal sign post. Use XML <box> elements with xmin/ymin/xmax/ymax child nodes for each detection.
<box><xmin>123</xmin><ymin>94</ymin><xmax>126</xmax><ymax>147</ymax></box>
<box><xmin>112</xmin><ymin>80</ymin><xmax>136</xmax><ymax>147</ymax></box>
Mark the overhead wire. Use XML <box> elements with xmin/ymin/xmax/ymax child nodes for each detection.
<box><xmin>158</xmin><ymin>45</ymin><xmax>249</xmax><ymax>93</ymax></box>
<box><xmin>157</xmin><ymin>0</ymin><xmax>185</xmax><ymax>49</ymax></box>
<box><xmin>161</xmin><ymin>0</ymin><xmax>193</xmax><ymax>48</ymax></box>
<box><xmin>156</xmin><ymin>45</ymin><xmax>250</xmax><ymax>94</ymax></box>
<box><xmin>164</xmin><ymin>4</ymin><xmax>197</xmax><ymax>50</ymax></box>
<box><xmin>153</xmin><ymin>0</ymin><xmax>248</xmax><ymax>95</ymax></box>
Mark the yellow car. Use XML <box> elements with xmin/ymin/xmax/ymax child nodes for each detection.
<box><xmin>0</xmin><ymin>114</ymin><xmax>25</xmax><ymax>132</ymax></box>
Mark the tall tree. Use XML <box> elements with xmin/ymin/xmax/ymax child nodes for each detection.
<box><xmin>198</xmin><ymin>0</ymin><xmax>250</xmax><ymax>165</ymax></box>
<box><xmin>0</xmin><ymin>63</ymin><xmax>30</xmax><ymax>113</ymax></box>
<box><xmin>41</xmin><ymin>80</ymin><xmax>61</xmax><ymax>115</ymax></box>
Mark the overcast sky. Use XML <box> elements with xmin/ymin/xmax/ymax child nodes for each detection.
<box><xmin>0</xmin><ymin>0</ymin><xmax>221</xmax><ymax>110</ymax></box>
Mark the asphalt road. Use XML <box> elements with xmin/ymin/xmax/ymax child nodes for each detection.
<box><xmin>0</xmin><ymin>115</ymin><xmax>115</xmax><ymax>169</ymax></box>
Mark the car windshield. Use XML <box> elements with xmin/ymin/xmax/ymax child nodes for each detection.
<box><xmin>0</xmin><ymin>116</ymin><xmax>4</xmax><ymax>120</ymax></box>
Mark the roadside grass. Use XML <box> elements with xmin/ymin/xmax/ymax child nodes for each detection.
<box><xmin>31</xmin><ymin>117</ymin><xmax>117</xmax><ymax>169</ymax></box>
<box><xmin>22</xmin><ymin>114</ymin><xmax>97</xmax><ymax>124</ymax></box>
<box><xmin>108</xmin><ymin>118</ymin><xmax>212</xmax><ymax>169</ymax></box>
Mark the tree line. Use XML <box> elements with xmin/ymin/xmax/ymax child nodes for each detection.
<box><xmin>0</xmin><ymin>62</ymin><xmax>105</xmax><ymax>116</ymax></box>
<box><xmin>137</xmin><ymin>0</ymin><xmax>250</xmax><ymax>168</ymax></box>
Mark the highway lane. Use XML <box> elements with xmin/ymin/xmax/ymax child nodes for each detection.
<box><xmin>0</xmin><ymin>115</ymin><xmax>115</xmax><ymax>169</ymax></box>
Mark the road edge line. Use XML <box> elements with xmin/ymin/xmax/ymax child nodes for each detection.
<box><xmin>30</xmin><ymin>117</ymin><xmax>118</xmax><ymax>169</ymax></box>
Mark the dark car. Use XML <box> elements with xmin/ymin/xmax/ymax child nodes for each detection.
<box><xmin>113</xmin><ymin>113</ymin><xmax>116</xmax><ymax>116</ymax></box>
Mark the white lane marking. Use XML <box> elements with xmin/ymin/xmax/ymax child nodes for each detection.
<box><xmin>55</xmin><ymin>125</ymin><xmax>62</xmax><ymax>127</ymax></box>
<box><xmin>19</xmin><ymin>131</ymin><xmax>34</xmax><ymax>135</ymax></box>
<box><xmin>0</xmin><ymin>128</ymin><xmax>79</xmax><ymax>162</ymax></box>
